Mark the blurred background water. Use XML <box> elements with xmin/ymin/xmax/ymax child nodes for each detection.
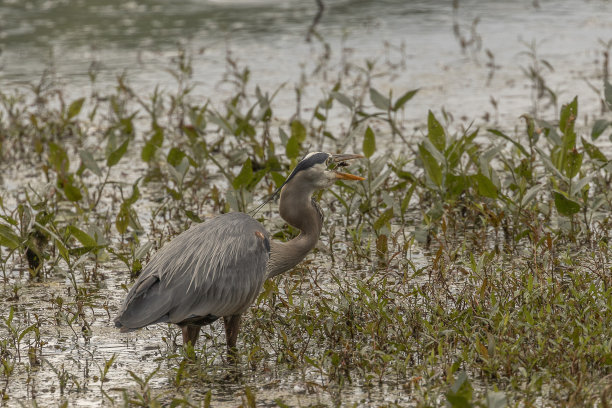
<box><xmin>1</xmin><ymin>0</ymin><xmax>611</xmax><ymax>125</ymax></box>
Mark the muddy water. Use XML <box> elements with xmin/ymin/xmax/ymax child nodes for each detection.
<box><xmin>1</xmin><ymin>0</ymin><xmax>612</xmax><ymax>406</ymax></box>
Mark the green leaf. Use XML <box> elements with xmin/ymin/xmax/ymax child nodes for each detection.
<box><xmin>18</xmin><ymin>324</ymin><xmax>39</xmax><ymax>343</ymax></box>
<box><xmin>418</xmin><ymin>143</ymin><xmax>442</xmax><ymax>187</ymax></box>
<box><xmin>67</xmin><ymin>98</ymin><xmax>85</xmax><ymax>120</ymax></box>
<box><xmin>290</xmin><ymin>120</ymin><xmax>306</xmax><ymax>143</ymax></box>
<box><xmin>48</xmin><ymin>142</ymin><xmax>70</xmax><ymax>174</ymax></box>
<box><xmin>553</xmin><ymin>191</ymin><xmax>580</xmax><ymax>216</ymax></box>
<box><xmin>0</xmin><ymin>224</ymin><xmax>20</xmax><ymax>250</ymax></box>
<box><xmin>427</xmin><ymin>110</ymin><xmax>446</xmax><ymax>152</ymax></box>
<box><xmin>373</xmin><ymin>208</ymin><xmax>394</xmax><ymax>232</ymax></box>
<box><xmin>67</xmin><ymin>226</ymin><xmax>97</xmax><ymax>247</ymax></box>
<box><xmin>564</xmin><ymin>149</ymin><xmax>583</xmax><ymax>179</ymax></box>
<box><xmin>64</xmin><ymin>181</ymin><xmax>83</xmax><ymax>202</ymax></box>
<box><xmin>142</xmin><ymin>127</ymin><xmax>164</xmax><ymax>162</ymax></box>
<box><xmin>55</xmin><ymin>238</ymin><xmax>70</xmax><ymax>263</ymax></box>
<box><xmin>446</xmin><ymin>371</ymin><xmax>474</xmax><ymax>408</ymax></box>
<box><xmin>330</xmin><ymin>91</ymin><xmax>353</xmax><ymax>109</ymax></box>
<box><xmin>167</xmin><ymin>147</ymin><xmax>186</xmax><ymax>167</ymax></box>
<box><xmin>124</xmin><ymin>183</ymin><xmax>140</xmax><ymax>206</ymax></box>
<box><xmin>285</xmin><ymin>135</ymin><xmax>300</xmax><ymax>159</ymax></box>
<box><xmin>369</xmin><ymin>88</ymin><xmax>390</xmax><ymax>110</ymax></box>
<box><xmin>392</xmin><ymin>89</ymin><xmax>419</xmax><ymax>111</ymax></box>
<box><xmin>363</xmin><ymin>126</ymin><xmax>376</xmax><ymax>158</ymax></box>
<box><xmin>116</xmin><ymin>204</ymin><xmax>130</xmax><ymax>234</ymax></box>
<box><xmin>79</xmin><ymin>150</ymin><xmax>102</xmax><ymax>177</ymax></box>
<box><xmin>591</xmin><ymin>119</ymin><xmax>610</xmax><ymax>140</ymax></box>
<box><xmin>487</xmin><ymin>128</ymin><xmax>529</xmax><ymax>157</ymax></box>
<box><xmin>581</xmin><ymin>137</ymin><xmax>607</xmax><ymax>162</ymax></box>
<box><xmin>559</xmin><ymin>96</ymin><xmax>578</xmax><ymax>138</ymax></box>
<box><xmin>270</xmin><ymin>171</ymin><xmax>286</xmax><ymax>188</ymax></box>
<box><xmin>474</xmin><ymin>173</ymin><xmax>498</xmax><ymax>199</ymax></box>
<box><xmin>233</xmin><ymin>157</ymin><xmax>253</xmax><ymax>189</ymax></box>
<box><xmin>107</xmin><ymin>140</ymin><xmax>129</xmax><ymax>167</ymax></box>
<box><xmin>401</xmin><ymin>182</ymin><xmax>416</xmax><ymax>213</ymax></box>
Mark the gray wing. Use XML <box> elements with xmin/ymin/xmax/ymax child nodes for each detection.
<box><xmin>114</xmin><ymin>213</ymin><xmax>271</xmax><ymax>331</ymax></box>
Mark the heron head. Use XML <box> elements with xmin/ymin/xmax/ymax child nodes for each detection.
<box><xmin>284</xmin><ymin>152</ymin><xmax>365</xmax><ymax>192</ymax></box>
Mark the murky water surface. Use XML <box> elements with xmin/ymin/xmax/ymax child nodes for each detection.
<box><xmin>1</xmin><ymin>0</ymin><xmax>612</xmax><ymax>406</ymax></box>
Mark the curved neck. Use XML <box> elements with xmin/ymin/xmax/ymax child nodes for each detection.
<box><xmin>266</xmin><ymin>183</ymin><xmax>323</xmax><ymax>279</ymax></box>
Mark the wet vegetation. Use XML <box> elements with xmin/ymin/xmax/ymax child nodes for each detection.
<box><xmin>1</xmin><ymin>39</ymin><xmax>612</xmax><ymax>407</ymax></box>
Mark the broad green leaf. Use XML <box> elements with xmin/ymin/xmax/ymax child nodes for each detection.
<box><xmin>290</xmin><ymin>120</ymin><xmax>306</xmax><ymax>142</ymax></box>
<box><xmin>0</xmin><ymin>224</ymin><xmax>20</xmax><ymax>250</ymax></box>
<box><xmin>107</xmin><ymin>140</ymin><xmax>129</xmax><ymax>167</ymax></box>
<box><xmin>446</xmin><ymin>371</ymin><xmax>473</xmax><ymax>408</ymax></box>
<box><xmin>427</xmin><ymin>110</ymin><xmax>446</xmax><ymax>152</ymax></box>
<box><xmin>79</xmin><ymin>150</ymin><xmax>102</xmax><ymax>177</ymax></box>
<box><xmin>330</xmin><ymin>91</ymin><xmax>353</xmax><ymax>109</ymax></box>
<box><xmin>474</xmin><ymin>173</ymin><xmax>498</xmax><ymax>199</ymax></box>
<box><xmin>270</xmin><ymin>171</ymin><xmax>286</xmax><ymax>188</ymax></box>
<box><xmin>64</xmin><ymin>181</ymin><xmax>83</xmax><ymax>202</ymax></box>
<box><xmin>124</xmin><ymin>183</ymin><xmax>140</xmax><ymax>206</ymax></box>
<box><xmin>418</xmin><ymin>143</ymin><xmax>442</xmax><ymax>187</ymax></box>
<box><xmin>564</xmin><ymin>149</ymin><xmax>583</xmax><ymax>179</ymax></box>
<box><xmin>447</xmin><ymin>174</ymin><xmax>469</xmax><ymax>199</ymax></box>
<box><xmin>363</xmin><ymin>126</ymin><xmax>376</xmax><ymax>158</ymax></box>
<box><xmin>142</xmin><ymin>127</ymin><xmax>164</xmax><ymax>162</ymax></box>
<box><xmin>67</xmin><ymin>226</ymin><xmax>97</xmax><ymax>247</ymax></box>
<box><xmin>67</xmin><ymin>98</ymin><xmax>85</xmax><ymax>120</ymax></box>
<box><xmin>553</xmin><ymin>191</ymin><xmax>580</xmax><ymax>216</ymax></box>
<box><xmin>581</xmin><ymin>137</ymin><xmax>607</xmax><ymax>162</ymax></box>
<box><xmin>559</xmin><ymin>96</ymin><xmax>578</xmax><ymax>138</ymax></box>
<box><xmin>167</xmin><ymin>147</ymin><xmax>186</xmax><ymax>167</ymax></box>
<box><xmin>392</xmin><ymin>89</ymin><xmax>419</xmax><ymax>111</ymax></box>
<box><xmin>369</xmin><ymin>88</ymin><xmax>390</xmax><ymax>110</ymax></box>
<box><xmin>591</xmin><ymin>119</ymin><xmax>610</xmax><ymax>140</ymax></box>
<box><xmin>285</xmin><ymin>135</ymin><xmax>300</xmax><ymax>159</ymax></box>
<box><xmin>233</xmin><ymin>157</ymin><xmax>253</xmax><ymax>189</ymax></box>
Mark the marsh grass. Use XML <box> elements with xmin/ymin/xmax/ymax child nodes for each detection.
<box><xmin>1</xmin><ymin>40</ymin><xmax>611</xmax><ymax>406</ymax></box>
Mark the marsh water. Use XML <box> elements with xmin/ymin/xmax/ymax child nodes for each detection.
<box><xmin>2</xmin><ymin>0</ymin><xmax>612</xmax><ymax>123</ymax></box>
<box><xmin>1</xmin><ymin>0</ymin><xmax>612</xmax><ymax>406</ymax></box>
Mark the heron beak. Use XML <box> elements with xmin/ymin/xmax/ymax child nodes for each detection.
<box><xmin>330</xmin><ymin>153</ymin><xmax>365</xmax><ymax>162</ymax></box>
<box><xmin>335</xmin><ymin>171</ymin><xmax>366</xmax><ymax>181</ymax></box>
<box><xmin>331</xmin><ymin>153</ymin><xmax>366</xmax><ymax>181</ymax></box>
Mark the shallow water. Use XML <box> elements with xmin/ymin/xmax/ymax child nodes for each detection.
<box><xmin>2</xmin><ymin>0</ymin><xmax>611</xmax><ymax>126</ymax></box>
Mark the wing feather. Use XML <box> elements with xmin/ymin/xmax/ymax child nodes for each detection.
<box><xmin>115</xmin><ymin>213</ymin><xmax>270</xmax><ymax>330</ymax></box>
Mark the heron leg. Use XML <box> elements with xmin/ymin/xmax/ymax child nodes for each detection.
<box><xmin>223</xmin><ymin>314</ymin><xmax>242</xmax><ymax>361</ymax></box>
<box><xmin>181</xmin><ymin>324</ymin><xmax>201</xmax><ymax>347</ymax></box>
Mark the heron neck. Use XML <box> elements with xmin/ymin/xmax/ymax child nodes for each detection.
<box><xmin>266</xmin><ymin>186</ymin><xmax>323</xmax><ymax>279</ymax></box>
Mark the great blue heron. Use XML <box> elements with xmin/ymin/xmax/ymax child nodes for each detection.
<box><xmin>114</xmin><ymin>152</ymin><xmax>364</xmax><ymax>356</ymax></box>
